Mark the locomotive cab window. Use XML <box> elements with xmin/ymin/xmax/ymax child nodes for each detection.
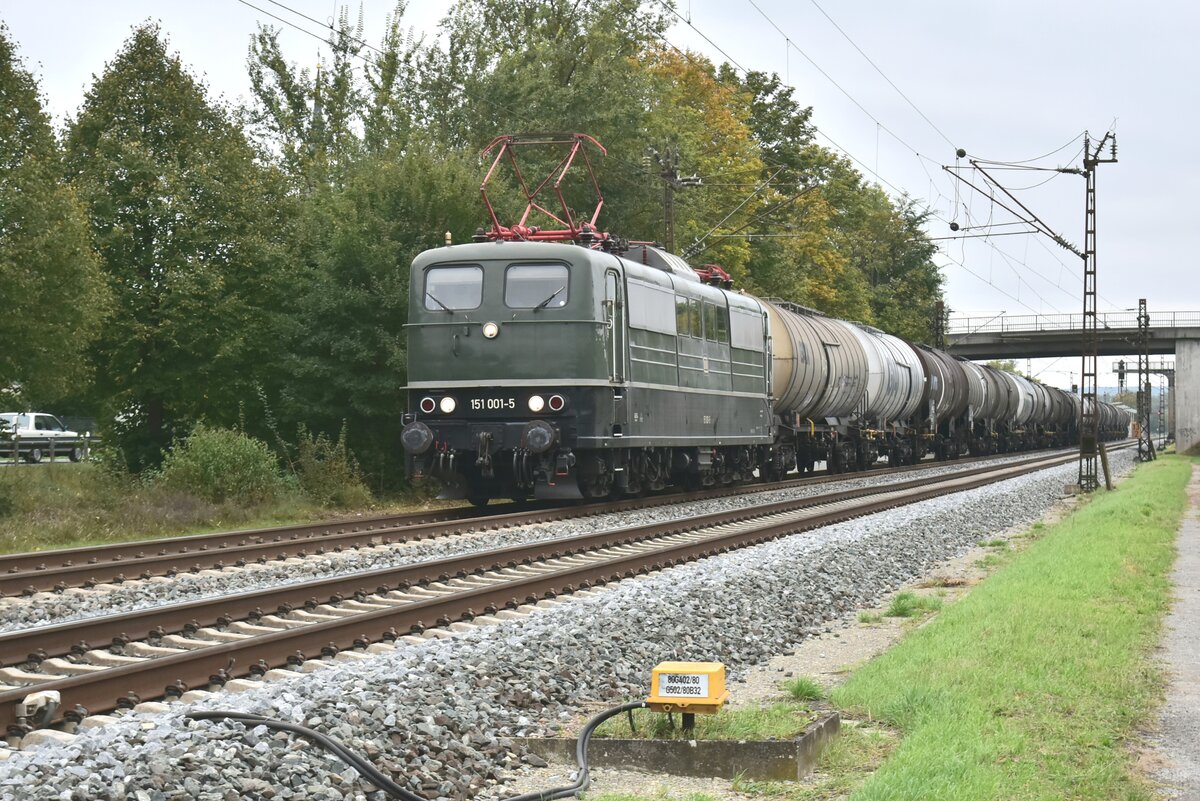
<box><xmin>506</xmin><ymin>263</ymin><xmax>569</xmax><ymax>309</ymax></box>
<box><xmin>689</xmin><ymin>299</ymin><xmax>702</xmax><ymax>337</ymax></box>
<box><xmin>425</xmin><ymin>265</ymin><xmax>483</xmax><ymax>311</ymax></box>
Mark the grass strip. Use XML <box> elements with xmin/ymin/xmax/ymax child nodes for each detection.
<box><xmin>830</xmin><ymin>455</ymin><xmax>1192</xmax><ymax>801</ymax></box>
<box><xmin>595</xmin><ymin>703</ymin><xmax>818</xmax><ymax>741</ymax></box>
<box><xmin>0</xmin><ymin>462</ymin><xmax>439</xmax><ymax>554</ymax></box>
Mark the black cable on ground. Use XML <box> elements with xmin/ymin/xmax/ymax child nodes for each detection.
<box><xmin>188</xmin><ymin>710</ymin><xmax>425</xmax><ymax>801</ymax></box>
<box><xmin>504</xmin><ymin>701</ymin><xmax>646</xmax><ymax>801</ymax></box>
<box><xmin>188</xmin><ymin>699</ymin><xmax>647</xmax><ymax>801</ymax></box>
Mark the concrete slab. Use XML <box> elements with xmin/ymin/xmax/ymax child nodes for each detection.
<box><xmin>520</xmin><ymin>713</ymin><xmax>840</xmax><ymax>781</ymax></box>
<box><xmin>1151</xmin><ymin>464</ymin><xmax>1200</xmax><ymax>798</ymax></box>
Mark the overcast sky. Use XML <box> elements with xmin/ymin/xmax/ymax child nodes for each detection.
<box><xmin>2</xmin><ymin>1</ymin><xmax>1190</xmax><ymax>389</ymax></box>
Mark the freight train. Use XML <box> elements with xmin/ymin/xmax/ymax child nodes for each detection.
<box><xmin>400</xmin><ymin>135</ymin><xmax>1128</xmax><ymax>504</ymax></box>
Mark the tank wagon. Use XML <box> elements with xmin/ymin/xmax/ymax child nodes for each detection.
<box><xmin>400</xmin><ymin>134</ymin><xmax>1129</xmax><ymax>504</ymax></box>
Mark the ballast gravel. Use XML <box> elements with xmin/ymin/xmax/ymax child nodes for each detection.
<box><xmin>0</xmin><ymin>450</ymin><xmax>1133</xmax><ymax>801</ymax></box>
<box><xmin>0</xmin><ymin>450</ymin><xmax>1076</xmax><ymax>634</ymax></box>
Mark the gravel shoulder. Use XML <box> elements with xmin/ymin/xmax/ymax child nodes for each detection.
<box><xmin>501</xmin><ymin>476</ymin><xmax>1101</xmax><ymax>801</ymax></box>
<box><xmin>1142</xmin><ymin>462</ymin><xmax>1200</xmax><ymax>799</ymax></box>
<box><xmin>0</xmin><ymin>453</ymin><xmax>1132</xmax><ymax>801</ymax></box>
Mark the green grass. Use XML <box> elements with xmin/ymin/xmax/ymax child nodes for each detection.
<box><xmin>589</xmin><ymin>794</ymin><xmax>718</xmax><ymax>801</ymax></box>
<box><xmin>978</xmin><ymin>538</ymin><xmax>1009</xmax><ymax>548</ymax></box>
<box><xmin>972</xmin><ymin>552</ymin><xmax>1006</xmax><ymax>570</ymax></box>
<box><xmin>731</xmin><ymin>725</ymin><xmax>898</xmax><ymax>800</ymax></box>
<box><xmin>595</xmin><ymin>703</ymin><xmax>817</xmax><ymax>741</ymax></box>
<box><xmin>0</xmin><ymin>461</ymin><xmax>439</xmax><ymax>554</ymax></box>
<box><xmin>784</xmin><ymin>676</ymin><xmax>825</xmax><ymax>701</ymax></box>
<box><xmin>827</xmin><ymin>455</ymin><xmax>1191</xmax><ymax>801</ymax></box>
<box><xmin>883</xmin><ymin>591</ymin><xmax>943</xmax><ymax>618</ymax></box>
<box><xmin>858</xmin><ymin>610</ymin><xmax>883</xmax><ymax>623</ymax></box>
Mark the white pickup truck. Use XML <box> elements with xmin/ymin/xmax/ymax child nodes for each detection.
<box><xmin>0</xmin><ymin>413</ymin><xmax>88</xmax><ymax>463</ymax></box>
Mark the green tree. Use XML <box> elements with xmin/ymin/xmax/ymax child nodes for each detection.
<box><xmin>274</xmin><ymin>141</ymin><xmax>479</xmax><ymax>481</ymax></box>
<box><xmin>718</xmin><ymin>66</ymin><xmax>943</xmax><ymax>331</ymax></box>
<box><xmin>247</xmin><ymin>7</ymin><xmax>375</xmax><ymax>182</ymax></box>
<box><xmin>64</xmin><ymin>24</ymin><xmax>294</xmax><ymax>469</ymax></box>
<box><xmin>0</xmin><ymin>23</ymin><xmax>108</xmax><ymax>404</ymax></box>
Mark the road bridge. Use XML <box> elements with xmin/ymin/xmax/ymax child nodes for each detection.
<box><xmin>947</xmin><ymin>311</ymin><xmax>1200</xmax><ymax>455</ymax></box>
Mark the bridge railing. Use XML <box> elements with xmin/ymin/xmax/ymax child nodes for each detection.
<box><xmin>948</xmin><ymin>311</ymin><xmax>1200</xmax><ymax>335</ymax></box>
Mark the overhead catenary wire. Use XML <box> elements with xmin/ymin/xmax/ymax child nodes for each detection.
<box><xmin>707</xmin><ymin>2</ymin><xmax>1125</xmax><ymax>322</ymax></box>
<box><xmin>805</xmin><ymin>0</ymin><xmax>956</xmax><ymax>150</ymax></box>
<box><xmin>250</xmin><ymin>0</ymin><xmax>1084</xmax><ymax>320</ymax></box>
<box><xmin>658</xmin><ymin>1</ymin><xmax>1090</xmax><ymax>315</ymax></box>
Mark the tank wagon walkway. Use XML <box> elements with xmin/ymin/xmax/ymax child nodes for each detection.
<box><xmin>1150</xmin><ymin>463</ymin><xmax>1200</xmax><ymax>798</ymax></box>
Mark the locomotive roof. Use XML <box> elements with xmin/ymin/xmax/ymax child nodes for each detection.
<box><xmin>411</xmin><ymin>240</ymin><xmax>617</xmax><ymax>270</ymax></box>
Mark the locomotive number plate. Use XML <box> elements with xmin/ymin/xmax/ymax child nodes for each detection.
<box><xmin>470</xmin><ymin>397</ymin><xmax>516</xmax><ymax>411</ymax></box>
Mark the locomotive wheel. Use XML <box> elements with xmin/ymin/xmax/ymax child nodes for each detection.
<box><xmin>577</xmin><ymin>455</ymin><xmax>613</xmax><ymax>500</ymax></box>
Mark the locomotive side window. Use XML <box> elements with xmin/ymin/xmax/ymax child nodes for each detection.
<box><xmin>688</xmin><ymin>299</ymin><xmax>702</xmax><ymax>338</ymax></box>
<box><xmin>628</xmin><ymin>280</ymin><xmax>677</xmax><ymax>334</ymax></box>
<box><xmin>700</xmin><ymin>302</ymin><xmax>715</xmax><ymax>342</ymax></box>
<box><xmin>675</xmin><ymin>297</ymin><xmax>690</xmax><ymax>336</ymax></box>
<box><xmin>425</xmin><ymin>265</ymin><xmax>483</xmax><ymax>310</ymax></box>
<box><xmin>730</xmin><ymin>309</ymin><xmax>766</xmax><ymax>350</ymax></box>
<box><xmin>505</xmin><ymin>263</ymin><xmax>569</xmax><ymax>308</ymax></box>
<box><xmin>715</xmin><ymin>305</ymin><xmax>729</xmax><ymax>344</ymax></box>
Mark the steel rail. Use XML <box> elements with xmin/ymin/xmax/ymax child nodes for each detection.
<box><xmin>0</xmin><ymin>446</ymin><xmax>1108</xmax><ymax>734</ymax></box>
<box><xmin>0</xmin><ymin>449</ymin><xmax>1083</xmax><ymax>668</ymax></box>
<box><xmin>0</xmin><ymin>447</ymin><xmax>1089</xmax><ymax>596</ymax></box>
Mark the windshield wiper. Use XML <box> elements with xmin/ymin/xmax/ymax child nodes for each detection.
<box><xmin>425</xmin><ymin>291</ymin><xmax>453</xmax><ymax>313</ymax></box>
<box><xmin>532</xmin><ymin>285</ymin><xmax>566</xmax><ymax>311</ymax></box>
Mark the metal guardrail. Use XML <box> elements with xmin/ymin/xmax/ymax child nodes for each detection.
<box><xmin>948</xmin><ymin>311</ymin><xmax>1200</xmax><ymax>335</ymax></box>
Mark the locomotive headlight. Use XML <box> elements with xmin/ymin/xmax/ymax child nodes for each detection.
<box><xmin>482</xmin><ymin>321</ymin><xmax>499</xmax><ymax>339</ymax></box>
<box><xmin>548</xmin><ymin>394</ymin><xmax>566</xmax><ymax>412</ymax></box>
<box><xmin>419</xmin><ymin>397</ymin><xmax>436</xmax><ymax>414</ymax></box>
<box><xmin>528</xmin><ymin>395</ymin><xmax>545</xmax><ymax>413</ymax></box>
<box><xmin>439</xmin><ymin>396</ymin><xmax>457</xmax><ymax>414</ymax></box>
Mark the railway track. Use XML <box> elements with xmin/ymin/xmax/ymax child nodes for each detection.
<box><xmin>0</xmin><ymin>447</ymin><xmax>1089</xmax><ymax>596</ymax></box>
<box><xmin>0</xmin><ymin>446</ymin><xmax>1110</xmax><ymax>739</ymax></box>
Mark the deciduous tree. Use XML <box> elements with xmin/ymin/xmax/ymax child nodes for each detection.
<box><xmin>64</xmin><ymin>25</ymin><xmax>293</xmax><ymax>468</ymax></box>
<box><xmin>0</xmin><ymin>23</ymin><xmax>108</xmax><ymax>404</ymax></box>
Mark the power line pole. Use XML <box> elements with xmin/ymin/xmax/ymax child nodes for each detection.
<box><xmin>933</xmin><ymin>300</ymin><xmax>946</xmax><ymax>349</ymax></box>
<box><xmin>647</xmin><ymin>145</ymin><xmax>700</xmax><ymax>253</ymax></box>
<box><xmin>943</xmin><ymin>131</ymin><xmax>1117</xmax><ymax>491</ymax></box>
<box><xmin>1077</xmin><ymin>131</ymin><xmax>1117</xmax><ymax>491</ymax></box>
<box><xmin>1136</xmin><ymin>297</ymin><xmax>1156</xmax><ymax>461</ymax></box>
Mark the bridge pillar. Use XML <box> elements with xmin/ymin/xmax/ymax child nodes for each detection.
<box><xmin>1178</xmin><ymin>339</ymin><xmax>1200</xmax><ymax>454</ymax></box>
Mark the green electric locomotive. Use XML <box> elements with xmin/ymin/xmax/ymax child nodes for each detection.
<box><xmin>401</xmin><ymin>239</ymin><xmax>774</xmax><ymax>504</ymax></box>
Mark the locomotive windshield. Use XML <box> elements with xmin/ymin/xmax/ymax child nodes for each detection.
<box><xmin>505</xmin><ymin>263</ymin><xmax>569</xmax><ymax>309</ymax></box>
<box><xmin>424</xmin><ymin>265</ymin><xmax>483</xmax><ymax>310</ymax></box>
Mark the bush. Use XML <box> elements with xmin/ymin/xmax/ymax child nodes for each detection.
<box><xmin>294</xmin><ymin>423</ymin><xmax>373</xmax><ymax>508</ymax></box>
<box><xmin>158</xmin><ymin>424</ymin><xmax>287</xmax><ymax>504</ymax></box>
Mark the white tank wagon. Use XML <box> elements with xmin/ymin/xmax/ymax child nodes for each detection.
<box><xmin>847</xmin><ymin>324</ymin><xmax>925</xmax><ymax>426</ymax></box>
<box><xmin>761</xmin><ymin>300</ymin><xmax>869</xmax><ymax>420</ymax></box>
